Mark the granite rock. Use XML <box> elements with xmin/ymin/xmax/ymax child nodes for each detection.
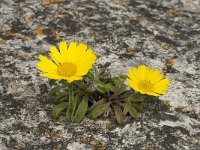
<box><xmin>0</xmin><ymin>0</ymin><xmax>200</xmax><ymax>149</ymax></box>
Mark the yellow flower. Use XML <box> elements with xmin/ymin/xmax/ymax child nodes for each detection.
<box><xmin>126</xmin><ymin>65</ymin><xmax>169</xmax><ymax>96</ymax></box>
<box><xmin>37</xmin><ymin>41</ymin><xmax>96</xmax><ymax>83</ymax></box>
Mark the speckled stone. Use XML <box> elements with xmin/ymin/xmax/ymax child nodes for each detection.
<box><xmin>0</xmin><ymin>0</ymin><xmax>200</xmax><ymax>149</ymax></box>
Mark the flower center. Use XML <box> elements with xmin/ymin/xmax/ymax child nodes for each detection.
<box><xmin>57</xmin><ymin>62</ymin><xmax>77</xmax><ymax>77</ymax></box>
<box><xmin>138</xmin><ymin>80</ymin><xmax>154</xmax><ymax>92</ymax></box>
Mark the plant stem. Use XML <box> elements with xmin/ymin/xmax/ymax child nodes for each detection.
<box><xmin>66</xmin><ymin>83</ymin><xmax>76</xmax><ymax>121</ymax></box>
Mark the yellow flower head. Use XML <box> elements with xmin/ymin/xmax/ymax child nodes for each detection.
<box><xmin>126</xmin><ymin>65</ymin><xmax>169</xmax><ymax>96</ymax></box>
<box><xmin>37</xmin><ymin>41</ymin><xmax>96</xmax><ymax>83</ymax></box>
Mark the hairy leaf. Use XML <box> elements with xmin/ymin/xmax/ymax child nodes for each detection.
<box><xmin>53</xmin><ymin>92</ymin><xmax>68</xmax><ymax>104</ymax></box>
<box><xmin>52</xmin><ymin>102</ymin><xmax>68</xmax><ymax>119</ymax></box>
<box><xmin>73</xmin><ymin>96</ymin><xmax>88</xmax><ymax>123</ymax></box>
<box><xmin>123</xmin><ymin>101</ymin><xmax>131</xmax><ymax>115</ymax></box>
<box><xmin>87</xmin><ymin>101</ymin><xmax>111</xmax><ymax>119</ymax></box>
<box><xmin>113</xmin><ymin>105</ymin><xmax>125</xmax><ymax>124</ymax></box>
<box><xmin>87</xmin><ymin>99</ymin><xmax>106</xmax><ymax>114</ymax></box>
<box><xmin>132</xmin><ymin>95</ymin><xmax>144</xmax><ymax>102</ymax></box>
<box><xmin>50</xmin><ymin>86</ymin><xmax>59</xmax><ymax>96</ymax></box>
<box><xmin>128</xmin><ymin>106</ymin><xmax>138</xmax><ymax>118</ymax></box>
<box><xmin>49</xmin><ymin>79</ymin><xmax>56</xmax><ymax>86</ymax></box>
<box><xmin>96</xmin><ymin>85</ymin><xmax>106</xmax><ymax>94</ymax></box>
<box><xmin>66</xmin><ymin>88</ymin><xmax>76</xmax><ymax>121</ymax></box>
<box><xmin>104</xmin><ymin>83</ymin><xmax>117</xmax><ymax>93</ymax></box>
<box><xmin>132</xmin><ymin>103</ymin><xmax>141</xmax><ymax>112</ymax></box>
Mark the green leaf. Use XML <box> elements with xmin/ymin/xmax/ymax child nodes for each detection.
<box><xmin>132</xmin><ymin>95</ymin><xmax>144</xmax><ymax>102</ymax></box>
<box><xmin>109</xmin><ymin>76</ymin><xmax>126</xmax><ymax>95</ymax></box>
<box><xmin>72</xmin><ymin>96</ymin><xmax>88</xmax><ymax>123</ymax></box>
<box><xmin>50</xmin><ymin>87</ymin><xmax>59</xmax><ymax>96</ymax></box>
<box><xmin>49</xmin><ymin>79</ymin><xmax>56</xmax><ymax>86</ymax></box>
<box><xmin>132</xmin><ymin>103</ymin><xmax>141</xmax><ymax>112</ymax></box>
<box><xmin>60</xmin><ymin>79</ymin><xmax>68</xmax><ymax>85</ymax></box>
<box><xmin>115</xmin><ymin>101</ymin><xmax>125</xmax><ymax>107</ymax></box>
<box><xmin>53</xmin><ymin>92</ymin><xmax>68</xmax><ymax>104</ymax></box>
<box><xmin>87</xmin><ymin>99</ymin><xmax>107</xmax><ymax>114</ymax></box>
<box><xmin>66</xmin><ymin>87</ymin><xmax>76</xmax><ymax>121</ymax></box>
<box><xmin>93</xmin><ymin>66</ymin><xmax>99</xmax><ymax>77</ymax></box>
<box><xmin>119</xmin><ymin>75</ymin><xmax>127</xmax><ymax>80</ymax></box>
<box><xmin>52</xmin><ymin>102</ymin><xmax>68</xmax><ymax>119</ymax></box>
<box><xmin>96</xmin><ymin>82</ymin><xmax>117</xmax><ymax>93</ymax></box>
<box><xmin>98</xmin><ymin>68</ymin><xmax>105</xmax><ymax>75</ymax></box>
<box><xmin>128</xmin><ymin>106</ymin><xmax>138</xmax><ymax>118</ymax></box>
<box><xmin>112</xmin><ymin>76</ymin><xmax>124</xmax><ymax>87</ymax></box>
<box><xmin>104</xmin><ymin>83</ymin><xmax>117</xmax><ymax>93</ymax></box>
<box><xmin>124</xmin><ymin>93</ymin><xmax>144</xmax><ymax>103</ymax></box>
<box><xmin>96</xmin><ymin>85</ymin><xmax>106</xmax><ymax>94</ymax></box>
<box><xmin>123</xmin><ymin>101</ymin><xmax>131</xmax><ymax>115</ymax></box>
<box><xmin>110</xmin><ymin>77</ymin><xmax>120</xmax><ymax>88</ymax></box>
<box><xmin>75</xmin><ymin>81</ymin><xmax>87</xmax><ymax>91</ymax></box>
<box><xmin>117</xmin><ymin>84</ymin><xmax>127</xmax><ymax>95</ymax></box>
<box><xmin>87</xmin><ymin>101</ymin><xmax>111</xmax><ymax>119</ymax></box>
<box><xmin>113</xmin><ymin>105</ymin><xmax>125</xmax><ymax>124</ymax></box>
<box><xmin>86</xmin><ymin>71</ymin><xmax>94</xmax><ymax>80</ymax></box>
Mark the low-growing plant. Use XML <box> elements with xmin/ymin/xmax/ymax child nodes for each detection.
<box><xmin>37</xmin><ymin>41</ymin><xmax>169</xmax><ymax>124</ymax></box>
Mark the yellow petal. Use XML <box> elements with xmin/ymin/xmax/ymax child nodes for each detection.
<box><xmin>67</xmin><ymin>42</ymin><xmax>89</xmax><ymax>63</ymax></box>
<box><xmin>40</xmin><ymin>73</ymin><xmax>62</xmax><ymax>79</ymax></box>
<box><xmin>154</xmin><ymin>78</ymin><xmax>169</xmax><ymax>89</ymax></box>
<box><xmin>49</xmin><ymin>46</ymin><xmax>63</xmax><ymax>64</ymax></box>
<box><xmin>127</xmin><ymin>74</ymin><xmax>138</xmax><ymax>83</ymax></box>
<box><xmin>127</xmin><ymin>68</ymin><xmax>136</xmax><ymax>80</ymax></box>
<box><xmin>145</xmin><ymin>68</ymin><xmax>152</xmax><ymax>81</ymax></box>
<box><xmin>150</xmin><ymin>69</ymin><xmax>163</xmax><ymax>84</ymax></box>
<box><xmin>66</xmin><ymin>42</ymin><xmax>77</xmax><ymax>62</ymax></box>
<box><xmin>137</xmin><ymin>89</ymin><xmax>146</xmax><ymax>94</ymax></box>
<box><xmin>127</xmin><ymin>68</ymin><xmax>140</xmax><ymax>80</ymax></box>
<box><xmin>155</xmin><ymin>85</ymin><xmax>168</xmax><ymax>91</ymax></box>
<box><xmin>37</xmin><ymin>55</ymin><xmax>57</xmax><ymax>73</ymax></box>
<box><xmin>49</xmin><ymin>52</ymin><xmax>58</xmax><ymax>65</ymax></box>
<box><xmin>59</xmin><ymin>41</ymin><xmax>68</xmax><ymax>60</ymax></box>
<box><xmin>63</xmin><ymin>76</ymin><xmax>82</xmax><ymax>83</ymax></box>
<box><xmin>126</xmin><ymin>78</ymin><xmax>139</xmax><ymax>91</ymax></box>
<box><xmin>137</xmin><ymin>65</ymin><xmax>147</xmax><ymax>80</ymax></box>
<box><xmin>146</xmin><ymin>92</ymin><xmax>160</xmax><ymax>96</ymax></box>
<box><xmin>153</xmin><ymin>90</ymin><xmax>166</xmax><ymax>95</ymax></box>
<box><xmin>75</xmin><ymin>49</ymin><xmax>96</xmax><ymax>76</ymax></box>
<box><xmin>37</xmin><ymin>62</ymin><xmax>57</xmax><ymax>73</ymax></box>
<box><xmin>77</xmin><ymin>43</ymin><xmax>87</xmax><ymax>53</ymax></box>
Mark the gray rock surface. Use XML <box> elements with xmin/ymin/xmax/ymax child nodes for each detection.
<box><xmin>0</xmin><ymin>0</ymin><xmax>200</xmax><ymax>149</ymax></box>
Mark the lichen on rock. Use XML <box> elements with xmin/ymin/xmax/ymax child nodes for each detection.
<box><xmin>0</xmin><ymin>0</ymin><xmax>200</xmax><ymax>149</ymax></box>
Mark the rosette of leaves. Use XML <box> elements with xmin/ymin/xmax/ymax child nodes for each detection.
<box><xmin>50</xmin><ymin>66</ymin><xmax>144</xmax><ymax>124</ymax></box>
<box><xmin>49</xmin><ymin>80</ymin><xmax>89</xmax><ymax>123</ymax></box>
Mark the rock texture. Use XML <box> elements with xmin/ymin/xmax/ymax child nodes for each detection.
<box><xmin>0</xmin><ymin>0</ymin><xmax>200</xmax><ymax>149</ymax></box>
